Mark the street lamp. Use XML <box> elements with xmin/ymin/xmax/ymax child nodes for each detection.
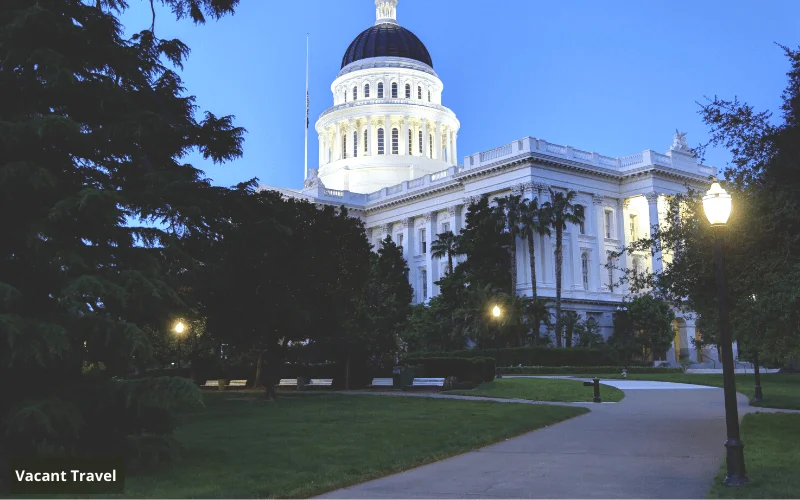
<box><xmin>750</xmin><ymin>294</ymin><xmax>763</xmax><ymax>402</ymax></box>
<box><xmin>173</xmin><ymin>320</ymin><xmax>187</xmax><ymax>368</ymax></box>
<box><xmin>492</xmin><ymin>305</ymin><xmax>502</xmax><ymax>318</ymax></box>
<box><xmin>702</xmin><ymin>182</ymin><xmax>748</xmax><ymax>486</ymax></box>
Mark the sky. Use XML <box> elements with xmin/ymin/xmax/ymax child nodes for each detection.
<box><xmin>119</xmin><ymin>0</ymin><xmax>800</xmax><ymax>191</ymax></box>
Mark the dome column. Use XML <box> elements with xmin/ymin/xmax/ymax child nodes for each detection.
<box><xmin>452</xmin><ymin>132</ymin><xmax>458</xmax><ymax>166</ymax></box>
<box><xmin>318</xmin><ymin>133</ymin><xmax>323</xmax><ymax>167</ymax></box>
<box><xmin>334</xmin><ymin>123</ymin><xmax>342</xmax><ymax>160</ymax></box>
<box><xmin>366</xmin><ymin>116</ymin><xmax>373</xmax><ymax>156</ymax></box>
<box><xmin>402</xmin><ymin>116</ymin><xmax>410</xmax><ymax>156</ymax></box>
<box><xmin>435</xmin><ymin>121</ymin><xmax>442</xmax><ymax>161</ymax></box>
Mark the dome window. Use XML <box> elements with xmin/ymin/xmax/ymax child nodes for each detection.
<box><xmin>363</xmin><ymin>129</ymin><xmax>368</xmax><ymax>153</ymax></box>
<box><xmin>405</xmin><ymin>84</ymin><xmax>411</xmax><ymax>99</ymax></box>
<box><xmin>377</xmin><ymin>128</ymin><xmax>385</xmax><ymax>155</ymax></box>
<box><xmin>353</xmin><ymin>86</ymin><xmax>358</xmax><ymax>101</ymax></box>
<box><xmin>429</xmin><ymin>134</ymin><xmax>433</xmax><ymax>158</ymax></box>
<box><xmin>392</xmin><ymin>128</ymin><xmax>399</xmax><ymax>155</ymax></box>
<box><xmin>418</xmin><ymin>130</ymin><xmax>423</xmax><ymax>156</ymax></box>
<box><xmin>408</xmin><ymin>130</ymin><xmax>413</xmax><ymax>155</ymax></box>
<box><xmin>364</xmin><ymin>84</ymin><xmax>370</xmax><ymax>98</ymax></box>
<box><xmin>428</xmin><ymin>90</ymin><xmax>431</xmax><ymax>102</ymax></box>
<box><xmin>353</xmin><ymin>131</ymin><xmax>358</xmax><ymax>158</ymax></box>
<box><xmin>418</xmin><ymin>86</ymin><xmax>422</xmax><ymax>100</ymax></box>
<box><xmin>391</xmin><ymin>82</ymin><xmax>398</xmax><ymax>98</ymax></box>
<box><xmin>342</xmin><ymin>134</ymin><xmax>347</xmax><ymax>159</ymax></box>
<box><xmin>377</xmin><ymin>82</ymin><xmax>384</xmax><ymax>98</ymax></box>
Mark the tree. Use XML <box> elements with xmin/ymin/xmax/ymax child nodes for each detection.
<box><xmin>520</xmin><ymin>196</ymin><xmax>550</xmax><ymax>298</ymax></box>
<box><xmin>0</xmin><ymin>0</ymin><xmax>244</xmax><ymax>466</ymax></box>
<box><xmin>457</xmin><ymin>195</ymin><xmax>511</xmax><ymax>294</ymax></box>
<box><xmin>541</xmin><ymin>189</ymin><xmax>585</xmax><ymax>347</ymax></box>
<box><xmin>609</xmin><ymin>295</ymin><xmax>675</xmax><ymax>364</ymax></box>
<box><xmin>496</xmin><ymin>194</ymin><xmax>526</xmax><ymax>293</ymax></box>
<box><xmin>561</xmin><ymin>310</ymin><xmax>579</xmax><ymax>348</ymax></box>
<box><xmin>574</xmin><ymin>317</ymin><xmax>604</xmax><ymax>348</ymax></box>
<box><xmin>430</xmin><ymin>230</ymin><xmax>461</xmax><ymax>275</ymax></box>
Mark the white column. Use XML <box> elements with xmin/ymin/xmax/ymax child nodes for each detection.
<box><xmin>593</xmin><ymin>195</ymin><xmax>605</xmax><ymax>291</ymax></box>
<box><xmin>435</xmin><ymin>121</ymin><xmax>442</xmax><ymax>160</ymax></box>
<box><xmin>385</xmin><ymin>115</ymin><xmax>391</xmax><ymax>155</ymax></box>
<box><xmin>402</xmin><ymin>116</ymin><xmax>410</xmax><ymax>156</ymax></box>
<box><xmin>570</xmin><ymin>215</ymin><xmax>581</xmax><ymax>290</ymax></box>
<box><xmin>347</xmin><ymin>119</ymin><xmax>354</xmax><ymax>159</ymax></box>
<box><xmin>646</xmin><ymin>192</ymin><xmax>664</xmax><ymax>275</ymax></box>
<box><xmin>334</xmin><ymin>123</ymin><xmax>341</xmax><ymax>160</ymax></box>
<box><xmin>318</xmin><ymin>133</ymin><xmax>323</xmax><ymax>167</ymax></box>
<box><xmin>425</xmin><ymin>211</ymin><xmax>437</xmax><ymax>299</ymax></box>
<box><xmin>422</xmin><ymin>120</ymin><xmax>429</xmax><ymax>158</ymax></box>
<box><xmin>453</xmin><ymin>132</ymin><xmax>458</xmax><ymax>166</ymax></box>
<box><xmin>366</xmin><ymin>117</ymin><xmax>373</xmax><ymax>156</ymax></box>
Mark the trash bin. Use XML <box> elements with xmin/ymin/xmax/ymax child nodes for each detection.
<box><xmin>392</xmin><ymin>366</ymin><xmax>415</xmax><ymax>389</ymax></box>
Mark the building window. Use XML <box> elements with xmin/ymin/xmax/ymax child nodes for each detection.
<box><xmin>342</xmin><ymin>133</ymin><xmax>347</xmax><ymax>159</ymax></box>
<box><xmin>429</xmin><ymin>135</ymin><xmax>433</xmax><ymax>158</ymax></box>
<box><xmin>421</xmin><ymin>269</ymin><xmax>428</xmax><ymax>301</ymax></box>
<box><xmin>633</xmin><ymin>257</ymin><xmax>641</xmax><ymax>275</ymax></box>
<box><xmin>397</xmin><ymin>233</ymin><xmax>404</xmax><ymax>249</ymax></box>
<box><xmin>419</xmin><ymin>130</ymin><xmax>423</xmax><ymax>155</ymax></box>
<box><xmin>418</xmin><ymin>86</ymin><xmax>422</xmax><ymax>99</ymax></box>
<box><xmin>629</xmin><ymin>214</ymin><xmax>638</xmax><ymax>239</ymax></box>
<box><xmin>420</xmin><ymin>229</ymin><xmax>427</xmax><ymax>254</ymax></box>
<box><xmin>391</xmin><ymin>82</ymin><xmax>398</xmax><ymax>98</ymax></box>
<box><xmin>408</xmin><ymin>129</ymin><xmax>413</xmax><ymax>155</ymax></box>
<box><xmin>377</xmin><ymin>128</ymin><xmax>385</xmax><ymax>155</ymax></box>
<box><xmin>428</xmin><ymin>90</ymin><xmax>431</xmax><ymax>102</ymax></box>
<box><xmin>352</xmin><ymin>86</ymin><xmax>357</xmax><ymax>101</ymax></box>
<box><xmin>364</xmin><ymin>129</ymin><xmax>368</xmax><ymax>153</ymax></box>
<box><xmin>581</xmin><ymin>253</ymin><xmax>589</xmax><ymax>290</ymax></box>
<box><xmin>442</xmin><ymin>222</ymin><xmax>450</xmax><ymax>234</ymax></box>
<box><xmin>405</xmin><ymin>83</ymin><xmax>411</xmax><ymax>98</ymax></box>
<box><xmin>391</xmin><ymin>128</ymin><xmax>399</xmax><ymax>155</ymax></box>
<box><xmin>607</xmin><ymin>253</ymin><xmax>614</xmax><ymax>287</ymax></box>
<box><xmin>353</xmin><ymin>131</ymin><xmax>358</xmax><ymax>158</ymax></box>
<box><xmin>604</xmin><ymin>210</ymin><xmax>613</xmax><ymax>239</ymax></box>
<box><xmin>579</xmin><ymin>220</ymin><xmax>585</xmax><ymax>235</ymax></box>
<box><xmin>377</xmin><ymin>82</ymin><xmax>384</xmax><ymax>98</ymax></box>
<box><xmin>364</xmin><ymin>83</ymin><xmax>370</xmax><ymax>98</ymax></box>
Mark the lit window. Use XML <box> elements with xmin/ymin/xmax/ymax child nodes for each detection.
<box><xmin>352</xmin><ymin>86</ymin><xmax>357</xmax><ymax>101</ymax></box>
<box><xmin>377</xmin><ymin>128</ymin><xmax>385</xmax><ymax>155</ymax></box>
<box><xmin>391</xmin><ymin>82</ymin><xmax>398</xmax><ymax>98</ymax></box>
<box><xmin>604</xmin><ymin>210</ymin><xmax>613</xmax><ymax>239</ymax></box>
<box><xmin>405</xmin><ymin>84</ymin><xmax>411</xmax><ymax>98</ymax></box>
<box><xmin>392</xmin><ymin>128</ymin><xmax>399</xmax><ymax>155</ymax></box>
<box><xmin>342</xmin><ymin>134</ymin><xmax>347</xmax><ymax>159</ymax></box>
<box><xmin>581</xmin><ymin>253</ymin><xmax>589</xmax><ymax>290</ymax></box>
<box><xmin>579</xmin><ymin>220</ymin><xmax>585</xmax><ymax>235</ymax></box>
<box><xmin>629</xmin><ymin>214</ymin><xmax>638</xmax><ymax>239</ymax></box>
<box><xmin>419</xmin><ymin>130</ymin><xmax>423</xmax><ymax>155</ymax></box>
<box><xmin>633</xmin><ymin>257</ymin><xmax>640</xmax><ymax>275</ymax></box>
<box><xmin>418</xmin><ymin>86</ymin><xmax>422</xmax><ymax>99</ymax></box>
<box><xmin>408</xmin><ymin>129</ymin><xmax>412</xmax><ymax>155</ymax></box>
<box><xmin>353</xmin><ymin>131</ymin><xmax>358</xmax><ymax>158</ymax></box>
<box><xmin>420</xmin><ymin>229</ymin><xmax>427</xmax><ymax>254</ymax></box>
<box><xmin>378</xmin><ymin>82</ymin><xmax>384</xmax><ymax>98</ymax></box>
<box><xmin>364</xmin><ymin>84</ymin><xmax>370</xmax><ymax>98</ymax></box>
<box><xmin>364</xmin><ymin>129</ymin><xmax>368</xmax><ymax>153</ymax></box>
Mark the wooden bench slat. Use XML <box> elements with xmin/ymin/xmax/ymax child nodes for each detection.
<box><xmin>278</xmin><ymin>379</ymin><xmax>297</xmax><ymax>386</ymax></box>
<box><xmin>307</xmin><ymin>378</ymin><xmax>333</xmax><ymax>386</ymax></box>
<box><xmin>370</xmin><ymin>378</ymin><xmax>393</xmax><ymax>386</ymax></box>
<box><xmin>410</xmin><ymin>378</ymin><xmax>445</xmax><ymax>387</ymax></box>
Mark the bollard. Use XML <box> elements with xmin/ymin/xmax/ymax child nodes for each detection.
<box><xmin>593</xmin><ymin>377</ymin><xmax>601</xmax><ymax>403</ymax></box>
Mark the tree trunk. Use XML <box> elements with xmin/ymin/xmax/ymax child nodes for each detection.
<box><xmin>527</xmin><ymin>232</ymin><xmax>537</xmax><ymax>298</ymax></box>
<box><xmin>555</xmin><ymin>227</ymin><xmax>563</xmax><ymax>348</ymax></box>
<box><xmin>510</xmin><ymin>240</ymin><xmax>517</xmax><ymax>296</ymax></box>
<box><xmin>448</xmin><ymin>253</ymin><xmax>453</xmax><ymax>274</ymax></box>
<box><xmin>255</xmin><ymin>349</ymin><xmax>267</xmax><ymax>389</ymax></box>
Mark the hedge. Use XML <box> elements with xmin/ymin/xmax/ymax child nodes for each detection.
<box><xmin>499</xmin><ymin>366</ymin><xmax>684</xmax><ymax>375</ymax></box>
<box><xmin>404</xmin><ymin>346</ymin><xmax>630</xmax><ymax>367</ymax></box>
<box><xmin>404</xmin><ymin>357</ymin><xmax>495</xmax><ymax>383</ymax></box>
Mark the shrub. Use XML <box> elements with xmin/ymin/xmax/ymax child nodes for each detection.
<box><xmin>498</xmin><ymin>365</ymin><xmax>683</xmax><ymax>375</ymax></box>
<box><xmin>404</xmin><ymin>357</ymin><xmax>488</xmax><ymax>383</ymax></box>
<box><xmin>404</xmin><ymin>346</ymin><xmax>625</xmax><ymax>367</ymax></box>
<box><xmin>472</xmin><ymin>356</ymin><xmax>496</xmax><ymax>382</ymax></box>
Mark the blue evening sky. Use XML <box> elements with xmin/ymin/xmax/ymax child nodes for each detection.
<box><xmin>120</xmin><ymin>0</ymin><xmax>798</xmax><ymax>191</ymax></box>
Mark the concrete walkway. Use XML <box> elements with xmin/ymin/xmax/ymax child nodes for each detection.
<box><xmin>320</xmin><ymin>381</ymin><xmax>787</xmax><ymax>499</ymax></box>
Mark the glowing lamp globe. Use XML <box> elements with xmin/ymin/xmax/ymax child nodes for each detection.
<box><xmin>702</xmin><ymin>182</ymin><xmax>732</xmax><ymax>226</ymax></box>
<box><xmin>492</xmin><ymin>305</ymin><xmax>501</xmax><ymax>318</ymax></box>
<box><xmin>174</xmin><ymin>321</ymin><xmax>185</xmax><ymax>334</ymax></box>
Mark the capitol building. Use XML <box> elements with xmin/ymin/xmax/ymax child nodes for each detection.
<box><xmin>260</xmin><ymin>0</ymin><xmax>720</xmax><ymax>364</ymax></box>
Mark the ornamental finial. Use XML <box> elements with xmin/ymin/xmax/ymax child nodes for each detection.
<box><xmin>375</xmin><ymin>0</ymin><xmax>398</xmax><ymax>25</ymax></box>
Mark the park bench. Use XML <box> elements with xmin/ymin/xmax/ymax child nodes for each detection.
<box><xmin>203</xmin><ymin>380</ymin><xmax>222</xmax><ymax>390</ymax></box>
<box><xmin>407</xmin><ymin>378</ymin><xmax>445</xmax><ymax>391</ymax></box>
<box><xmin>369</xmin><ymin>378</ymin><xmax>393</xmax><ymax>388</ymax></box>
<box><xmin>307</xmin><ymin>378</ymin><xmax>333</xmax><ymax>389</ymax></box>
<box><xmin>228</xmin><ymin>380</ymin><xmax>247</xmax><ymax>389</ymax></box>
<box><xmin>277</xmin><ymin>379</ymin><xmax>297</xmax><ymax>389</ymax></box>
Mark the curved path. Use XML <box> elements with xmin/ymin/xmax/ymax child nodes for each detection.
<box><xmin>320</xmin><ymin>380</ymin><xmax>786</xmax><ymax>499</ymax></box>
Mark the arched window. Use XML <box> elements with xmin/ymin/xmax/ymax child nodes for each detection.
<box><xmin>342</xmin><ymin>133</ymin><xmax>347</xmax><ymax>159</ymax></box>
<box><xmin>377</xmin><ymin>82</ymin><xmax>384</xmax><ymax>98</ymax></box>
<box><xmin>391</xmin><ymin>82</ymin><xmax>398</xmax><ymax>98</ymax></box>
<box><xmin>408</xmin><ymin>129</ymin><xmax>413</xmax><ymax>155</ymax></box>
<box><xmin>363</xmin><ymin>129</ymin><xmax>368</xmax><ymax>153</ymax></box>
<box><xmin>418</xmin><ymin>130</ymin><xmax>423</xmax><ymax>156</ymax></box>
<box><xmin>352</xmin><ymin>86</ymin><xmax>358</xmax><ymax>101</ymax></box>
<box><xmin>405</xmin><ymin>84</ymin><xmax>411</xmax><ymax>98</ymax></box>
<box><xmin>377</xmin><ymin>128</ymin><xmax>385</xmax><ymax>155</ymax></box>
<box><xmin>429</xmin><ymin>134</ymin><xmax>433</xmax><ymax>158</ymax></box>
<box><xmin>391</xmin><ymin>128</ymin><xmax>399</xmax><ymax>155</ymax></box>
<box><xmin>428</xmin><ymin>90</ymin><xmax>431</xmax><ymax>102</ymax></box>
<box><xmin>581</xmin><ymin>253</ymin><xmax>589</xmax><ymax>290</ymax></box>
<box><xmin>579</xmin><ymin>220</ymin><xmax>585</xmax><ymax>235</ymax></box>
<box><xmin>632</xmin><ymin>257</ymin><xmax>641</xmax><ymax>276</ymax></box>
<box><xmin>353</xmin><ymin>131</ymin><xmax>358</xmax><ymax>158</ymax></box>
<box><xmin>418</xmin><ymin>86</ymin><xmax>422</xmax><ymax>99</ymax></box>
<box><xmin>364</xmin><ymin>83</ymin><xmax>370</xmax><ymax>98</ymax></box>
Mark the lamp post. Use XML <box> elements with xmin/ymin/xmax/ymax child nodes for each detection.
<box><xmin>702</xmin><ymin>182</ymin><xmax>748</xmax><ymax>486</ymax></box>
<box><xmin>750</xmin><ymin>294</ymin><xmax>763</xmax><ymax>402</ymax></box>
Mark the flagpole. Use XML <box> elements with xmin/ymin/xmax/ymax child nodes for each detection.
<box><xmin>304</xmin><ymin>33</ymin><xmax>309</xmax><ymax>181</ymax></box>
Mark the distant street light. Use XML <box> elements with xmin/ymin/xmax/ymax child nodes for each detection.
<box><xmin>703</xmin><ymin>181</ymin><xmax>748</xmax><ymax>487</ymax></box>
<box><xmin>492</xmin><ymin>305</ymin><xmax>502</xmax><ymax>318</ymax></box>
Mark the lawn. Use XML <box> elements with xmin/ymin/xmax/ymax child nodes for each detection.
<box><xmin>120</xmin><ymin>392</ymin><xmax>588</xmax><ymax>498</ymax></box>
<box><xmin>707</xmin><ymin>413</ymin><xmax>800</xmax><ymax>499</ymax></box>
<box><xmin>446</xmin><ymin>377</ymin><xmax>625</xmax><ymax>402</ymax></box>
<box><xmin>592</xmin><ymin>373</ymin><xmax>800</xmax><ymax>410</ymax></box>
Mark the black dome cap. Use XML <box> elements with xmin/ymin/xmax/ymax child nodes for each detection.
<box><xmin>341</xmin><ymin>23</ymin><xmax>433</xmax><ymax>69</ymax></box>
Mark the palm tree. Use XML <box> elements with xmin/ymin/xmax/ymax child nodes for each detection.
<box><xmin>430</xmin><ymin>230</ymin><xmax>461</xmax><ymax>274</ymax></box>
<box><xmin>519</xmin><ymin>196</ymin><xmax>550</xmax><ymax>299</ymax></box>
<box><xmin>496</xmin><ymin>194</ymin><xmax>526</xmax><ymax>295</ymax></box>
<box><xmin>542</xmin><ymin>188</ymin><xmax>585</xmax><ymax>348</ymax></box>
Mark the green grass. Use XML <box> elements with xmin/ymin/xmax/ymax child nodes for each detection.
<box><xmin>446</xmin><ymin>377</ymin><xmax>625</xmax><ymax>402</ymax></box>
<box><xmin>120</xmin><ymin>392</ymin><xmax>587</xmax><ymax>498</ymax></box>
<box><xmin>589</xmin><ymin>373</ymin><xmax>800</xmax><ymax>410</ymax></box>
<box><xmin>707</xmin><ymin>413</ymin><xmax>800</xmax><ymax>499</ymax></box>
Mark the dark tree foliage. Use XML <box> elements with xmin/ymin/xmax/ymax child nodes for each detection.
<box><xmin>0</xmin><ymin>0</ymin><xmax>243</xmax><ymax>472</ymax></box>
<box><xmin>457</xmin><ymin>195</ymin><xmax>511</xmax><ymax>294</ymax></box>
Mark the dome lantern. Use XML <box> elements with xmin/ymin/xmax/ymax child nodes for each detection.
<box><xmin>375</xmin><ymin>0</ymin><xmax>398</xmax><ymax>25</ymax></box>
